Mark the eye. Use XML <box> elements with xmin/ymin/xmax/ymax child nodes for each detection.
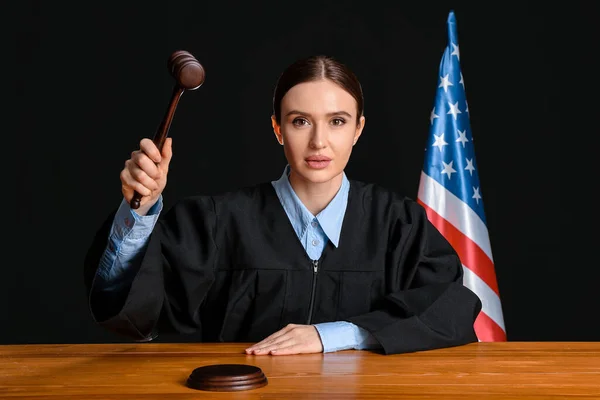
<box><xmin>292</xmin><ymin>117</ymin><xmax>310</xmax><ymax>127</ymax></box>
<box><xmin>331</xmin><ymin>117</ymin><xmax>346</xmax><ymax>126</ymax></box>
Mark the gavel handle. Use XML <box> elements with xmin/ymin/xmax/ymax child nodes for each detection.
<box><xmin>130</xmin><ymin>86</ymin><xmax>185</xmax><ymax>210</ymax></box>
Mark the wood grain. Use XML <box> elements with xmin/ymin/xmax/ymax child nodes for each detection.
<box><xmin>1</xmin><ymin>342</ymin><xmax>599</xmax><ymax>399</ymax></box>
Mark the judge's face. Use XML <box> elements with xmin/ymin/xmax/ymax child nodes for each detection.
<box><xmin>272</xmin><ymin>79</ymin><xmax>365</xmax><ymax>186</ymax></box>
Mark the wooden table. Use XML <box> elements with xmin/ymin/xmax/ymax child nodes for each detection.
<box><xmin>1</xmin><ymin>342</ymin><xmax>599</xmax><ymax>399</ymax></box>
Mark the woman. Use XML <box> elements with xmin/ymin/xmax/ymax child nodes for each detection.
<box><xmin>84</xmin><ymin>55</ymin><xmax>481</xmax><ymax>355</ymax></box>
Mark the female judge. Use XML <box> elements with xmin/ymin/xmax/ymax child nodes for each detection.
<box><xmin>84</xmin><ymin>55</ymin><xmax>481</xmax><ymax>355</ymax></box>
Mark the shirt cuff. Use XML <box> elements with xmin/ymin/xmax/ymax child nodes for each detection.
<box><xmin>314</xmin><ymin>321</ymin><xmax>381</xmax><ymax>353</ymax></box>
<box><xmin>111</xmin><ymin>196</ymin><xmax>163</xmax><ymax>241</ymax></box>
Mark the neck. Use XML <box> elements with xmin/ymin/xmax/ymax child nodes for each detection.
<box><xmin>288</xmin><ymin>170</ymin><xmax>344</xmax><ymax>216</ymax></box>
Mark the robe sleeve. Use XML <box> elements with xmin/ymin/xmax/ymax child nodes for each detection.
<box><xmin>346</xmin><ymin>200</ymin><xmax>482</xmax><ymax>355</ymax></box>
<box><xmin>83</xmin><ymin>197</ymin><xmax>219</xmax><ymax>341</ymax></box>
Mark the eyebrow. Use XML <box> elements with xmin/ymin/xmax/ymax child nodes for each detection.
<box><xmin>285</xmin><ymin>110</ymin><xmax>353</xmax><ymax>118</ymax></box>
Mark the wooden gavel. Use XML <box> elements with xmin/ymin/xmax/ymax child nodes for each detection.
<box><xmin>130</xmin><ymin>50</ymin><xmax>206</xmax><ymax>209</ymax></box>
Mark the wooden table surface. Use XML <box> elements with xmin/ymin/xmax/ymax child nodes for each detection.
<box><xmin>1</xmin><ymin>342</ymin><xmax>599</xmax><ymax>399</ymax></box>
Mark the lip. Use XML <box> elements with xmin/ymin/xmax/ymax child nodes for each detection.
<box><xmin>305</xmin><ymin>156</ymin><xmax>331</xmax><ymax>170</ymax></box>
<box><xmin>305</xmin><ymin>156</ymin><xmax>332</xmax><ymax>161</ymax></box>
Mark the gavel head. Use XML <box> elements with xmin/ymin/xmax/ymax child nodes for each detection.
<box><xmin>168</xmin><ymin>50</ymin><xmax>205</xmax><ymax>90</ymax></box>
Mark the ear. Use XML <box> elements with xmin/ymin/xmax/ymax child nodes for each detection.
<box><xmin>271</xmin><ymin>115</ymin><xmax>284</xmax><ymax>145</ymax></box>
<box><xmin>353</xmin><ymin>116</ymin><xmax>366</xmax><ymax>146</ymax></box>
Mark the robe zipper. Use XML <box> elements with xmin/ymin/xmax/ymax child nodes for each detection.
<box><xmin>306</xmin><ymin>259</ymin><xmax>319</xmax><ymax>325</ymax></box>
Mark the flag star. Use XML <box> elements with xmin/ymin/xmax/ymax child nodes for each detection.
<box><xmin>456</xmin><ymin>130</ymin><xmax>469</xmax><ymax>147</ymax></box>
<box><xmin>472</xmin><ymin>186</ymin><xmax>482</xmax><ymax>204</ymax></box>
<box><xmin>447</xmin><ymin>101</ymin><xmax>461</xmax><ymax>119</ymax></box>
<box><xmin>438</xmin><ymin>74</ymin><xmax>453</xmax><ymax>92</ymax></box>
<box><xmin>459</xmin><ymin>72</ymin><xmax>464</xmax><ymax>87</ymax></box>
<box><xmin>430</xmin><ymin>107</ymin><xmax>439</xmax><ymax>125</ymax></box>
<box><xmin>451</xmin><ymin>43</ymin><xmax>460</xmax><ymax>60</ymax></box>
<box><xmin>432</xmin><ymin>133</ymin><xmax>448</xmax><ymax>152</ymax></box>
<box><xmin>465</xmin><ymin>158</ymin><xmax>475</xmax><ymax>175</ymax></box>
<box><xmin>441</xmin><ymin>160</ymin><xmax>457</xmax><ymax>179</ymax></box>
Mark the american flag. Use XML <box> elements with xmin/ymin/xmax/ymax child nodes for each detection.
<box><xmin>417</xmin><ymin>10</ymin><xmax>507</xmax><ymax>341</ymax></box>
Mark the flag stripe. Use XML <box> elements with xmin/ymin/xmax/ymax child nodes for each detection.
<box><xmin>417</xmin><ymin>171</ymin><xmax>493</xmax><ymax>262</ymax></box>
<box><xmin>418</xmin><ymin>10</ymin><xmax>506</xmax><ymax>341</ymax></box>
<box><xmin>473</xmin><ymin>309</ymin><xmax>507</xmax><ymax>342</ymax></box>
<box><xmin>462</xmin><ymin>264</ymin><xmax>505</xmax><ymax>332</ymax></box>
<box><xmin>417</xmin><ymin>194</ymin><xmax>500</xmax><ymax>296</ymax></box>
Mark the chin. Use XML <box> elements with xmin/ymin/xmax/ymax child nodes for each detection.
<box><xmin>297</xmin><ymin>165</ymin><xmax>342</xmax><ymax>184</ymax></box>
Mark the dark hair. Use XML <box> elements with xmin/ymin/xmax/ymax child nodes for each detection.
<box><xmin>272</xmin><ymin>55</ymin><xmax>364</xmax><ymax>125</ymax></box>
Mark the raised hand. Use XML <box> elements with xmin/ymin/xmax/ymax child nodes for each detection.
<box><xmin>120</xmin><ymin>137</ymin><xmax>173</xmax><ymax>215</ymax></box>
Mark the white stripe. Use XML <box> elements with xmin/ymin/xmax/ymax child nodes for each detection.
<box><xmin>417</xmin><ymin>171</ymin><xmax>494</xmax><ymax>262</ymax></box>
<box><xmin>462</xmin><ymin>264</ymin><xmax>505</xmax><ymax>331</ymax></box>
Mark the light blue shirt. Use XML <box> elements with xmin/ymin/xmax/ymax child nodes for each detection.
<box><xmin>94</xmin><ymin>165</ymin><xmax>380</xmax><ymax>353</ymax></box>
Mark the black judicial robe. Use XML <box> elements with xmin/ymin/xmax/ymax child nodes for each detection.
<box><xmin>84</xmin><ymin>180</ymin><xmax>482</xmax><ymax>355</ymax></box>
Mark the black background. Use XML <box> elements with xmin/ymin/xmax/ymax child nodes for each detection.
<box><xmin>4</xmin><ymin>1</ymin><xmax>593</xmax><ymax>344</ymax></box>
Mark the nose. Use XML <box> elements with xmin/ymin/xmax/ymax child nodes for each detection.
<box><xmin>309</xmin><ymin>124</ymin><xmax>327</xmax><ymax>150</ymax></box>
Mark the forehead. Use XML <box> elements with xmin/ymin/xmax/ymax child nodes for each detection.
<box><xmin>281</xmin><ymin>80</ymin><xmax>356</xmax><ymax>114</ymax></box>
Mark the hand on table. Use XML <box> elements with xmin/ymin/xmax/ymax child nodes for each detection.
<box><xmin>245</xmin><ymin>324</ymin><xmax>323</xmax><ymax>356</ymax></box>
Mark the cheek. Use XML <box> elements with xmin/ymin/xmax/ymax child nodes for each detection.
<box><xmin>282</xmin><ymin>133</ymin><xmax>307</xmax><ymax>149</ymax></box>
<box><xmin>331</xmin><ymin>131</ymin><xmax>356</xmax><ymax>152</ymax></box>
<box><xmin>281</xmin><ymin>135</ymin><xmax>305</xmax><ymax>159</ymax></box>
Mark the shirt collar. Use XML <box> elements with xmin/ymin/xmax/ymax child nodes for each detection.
<box><xmin>272</xmin><ymin>164</ymin><xmax>349</xmax><ymax>247</ymax></box>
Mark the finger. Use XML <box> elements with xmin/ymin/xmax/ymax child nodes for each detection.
<box><xmin>251</xmin><ymin>337</ymin><xmax>295</xmax><ymax>355</ymax></box>
<box><xmin>250</xmin><ymin>333</ymin><xmax>297</xmax><ymax>353</ymax></box>
<box><xmin>246</xmin><ymin>328</ymin><xmax>288</xmax><ymax>351</ymax></box>
<box><xmin>126</xmin><ymin>159</ymin><xmax>160</xmax><ymax>191</ymax></box>
<box><xmin>159</xmin><ymin>137</ymin><xmax>173</xmax><ymax>171</ymax></box>
<box><xmin>120</xmin><ymin>166</ymin><xmax>153</xmax><ymax>197</ymax></box>
<box><xmin>247</xmin><ymin>337</ymin><xmax>289</xmax><ymax>353</ymax></box>
<box><xmin>131</xmin><ymin>151</ymin><xmax>161</xmax><ymax>180</ymax></box>
<box><xmin>246</xmin><ymin>325</ymin><xmax>295</xmax><ymax>352</ymax></box>
<box><xmin>130</xmin><ymin>168</ymin><xmax>160</xmax><ymax>192</ymax></box>
<box><xmin>269</xmin><ymin>343</ymin><xmax>304</xmax><ymax>356</ymax></box>
<box><xmin>139</xmin><ymin>138</ymin><xmax>162</xmax><ymax>163</ymax></box>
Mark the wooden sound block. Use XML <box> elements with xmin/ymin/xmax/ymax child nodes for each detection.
<box><xmin>186</xmin><ymin>364</ymin><xmax>268</xmax><ymax>391</ymax></box>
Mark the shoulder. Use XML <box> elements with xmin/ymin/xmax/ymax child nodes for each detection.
<box><xmin>164</xmin><ymin>182</ymin><xmax>272</xmax><ymax>217</ymax></box>
<box><xmin>349</xmin><ymin>180</ymin><xmax>426</xmax><ymax>224</ymax></box>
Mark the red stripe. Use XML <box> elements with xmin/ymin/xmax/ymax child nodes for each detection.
<box><xmin>474</xmin><ymin>311</ymin><xmax>507</xmax><ymax>341</ymax></box>
<box><xmin>417</xmin><ymin>199</ymin><xmax>500</xmax><ymax>296</ymax></box>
